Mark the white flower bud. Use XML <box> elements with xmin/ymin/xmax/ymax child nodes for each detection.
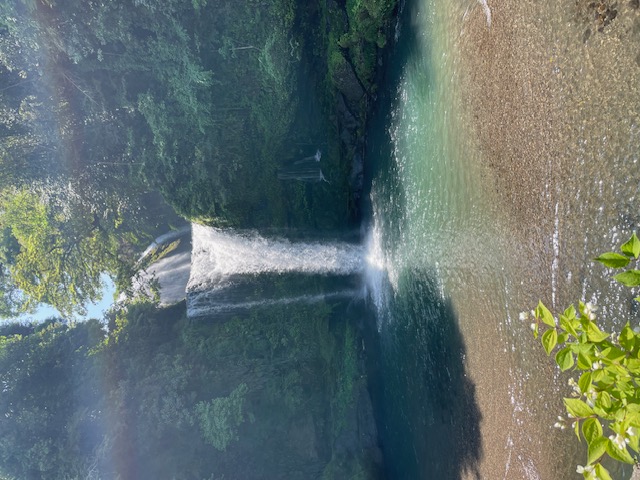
<box><xmin>584</xmin><ymin>302</ymin><xmax>597</xmax><ymax>321</ymax></box>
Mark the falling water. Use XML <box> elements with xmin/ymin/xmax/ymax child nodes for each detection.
<box><xmin>277</xmin><ymin>149</ymin><xmax>329</xmax><ymax>182</ymax></box>
<box><xmin>137</xmin><ymin>225</ymin><xmax>191</xmax><ymax>263</ymax></box>
<box><xmin>186</xmin><ymin>224</ymin><xmax>364</xmax><ymax>317</ymax></box>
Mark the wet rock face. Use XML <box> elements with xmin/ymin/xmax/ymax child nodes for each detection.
<box><xmin>332</xmin><ymin>51</ymin><xmax>366</xmax><ymax>113</ymax></box>
<box><xmin>576</xmin><ymin>0</ymin><xmax>619</xmax><ymax>35</ymax></box>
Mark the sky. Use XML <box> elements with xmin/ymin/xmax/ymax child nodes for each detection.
<box><xmin>7</xmin><ymin>274</ymin><xmax>116</xmax><ymax>324</ymax></box>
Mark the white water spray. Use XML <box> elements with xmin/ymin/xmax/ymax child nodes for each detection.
<box><xmin>188</xmin><ymin>224</ymin><xmax>363</xmax><ymax>286</ymax></box>
<box><xmin>186</xmin><ymin>224</ymin><xmax>364</xmax><ymax>316</ymax></box>
<box><xmin>187</xmin><ymin>290</ymin><xmax>361</xmax><ymax>318</ymax></box>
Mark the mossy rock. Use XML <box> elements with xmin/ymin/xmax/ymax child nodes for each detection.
<box><xmin>329</xmin><ymin>50</ymin><xmax>366</xmax><ymax>113</ymax></box>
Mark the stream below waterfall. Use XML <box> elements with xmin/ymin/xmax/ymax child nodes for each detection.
<box><xmin>360</xmin><ymin>0</ymin><xmax>640</xmax><ymax>478</ymax></box>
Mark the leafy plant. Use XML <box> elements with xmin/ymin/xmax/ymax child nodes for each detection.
<box><xmin>195</xmin><ymin>383</ymin><xmax>250</xmax><ymax>452</ymax></box>
<box><xmin>528</xmin><ymin>233</ymin><xmax>640</xmax><ymax>479</ymax></box>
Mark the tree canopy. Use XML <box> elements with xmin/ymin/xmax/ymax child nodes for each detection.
<box><xmin>0</xmin><ymin>188</ymin><xmax>120</xmax><ymax>316</ymax></box>
<box><xmin>0</xmin><ymin>299</ymin><xmax>379</xmax><ymax>479</ymax></box>
<box><xmin>0</xmin><ymin>0</ymin><xmax>398</xmax><ymax>312</ymax></box>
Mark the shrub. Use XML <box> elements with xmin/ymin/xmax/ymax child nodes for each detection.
<box><xmin>528</xmin><ymin>233</ymin><xmax>640</xmax><ymax>479</ymax></box>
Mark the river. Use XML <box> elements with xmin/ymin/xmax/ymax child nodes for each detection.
<box><xmin>363</xmin><ymin>0</ymin><xmax>640</xmax><ymax>478</ymax></box>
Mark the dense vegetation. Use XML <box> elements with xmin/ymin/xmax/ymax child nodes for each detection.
<box><xmin>0</xmin><ymin>1</ymin><xmax>399</xmax><ymax>478</ymax></box>
<box><xmin>0</xmin><ymin>0</ymin><xmax>397</xmax><ymax>227</ymax></box>
<box><xmin>0</xmin><ymin>0</ymin><xmax>398</xmax><ymax>316</ymax></box>
<box><xmin>0</xmin><ymin>299</ymin><xmax>379</xmax><ymax>479</ymax></box>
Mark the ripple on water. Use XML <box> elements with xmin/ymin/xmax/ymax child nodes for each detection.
<box><xmin>366</xmin><ymin>0</ymin><xmax>640</xmax><ymax>476</ymax></box>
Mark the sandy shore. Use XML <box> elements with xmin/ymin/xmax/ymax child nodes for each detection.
<box><xmin>452</xmin><ymin>0</ymin><xmax>640</xmax><ymax>478</ymax></box>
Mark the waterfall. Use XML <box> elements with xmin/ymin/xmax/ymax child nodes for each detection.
<box><xmin>187</xmin><ymin>224</ymin><xmax>364</xmax><ymax>317</ymax></box>
<box><xmin>125</xmin><ymin>227</ymin><xmax>192</xmax><ymax>306</ymax></box>
<box><xmin>277</xmin><ymin>149</ymin><xmax>330</xmax><ymax>183</ymax></box>
<box><xmin>137</xmin><ymin>225</ymin><xmax>191</xmax><ymax>263</ymax></box>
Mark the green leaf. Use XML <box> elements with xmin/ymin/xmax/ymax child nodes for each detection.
<box><xmin>626</xmin><ymin>404</ymin><xmax>640</xmax><ymax>416</ymax></box>
<box><xmin>564</xmin><ymin>304</ymin><xmax>577</xmax><ymax>320</ymax></box>
<box><xmin>577</xmin><ymin>351</ymin><xmax>594</xmax><ymax>370</ymax></box>
<box><xmin>587</xmin><ymin>435</ymin><xmax>607</xmax><ymax>464</ymax></box>
<box><xmin>536</xmin><ymin>301</ymin><xmax>556</xmax><ymax>327</ymax></box>
<box><xmin>578</xmin><ymin>372</ymin><xmax>592</xmax><ymax>394</ymax></box>
<box><xmin>583</xmin><ymin>418</ymin><xmax>603</xmax><ymax>444</ymax></box>
<box><xmin>586</xmin><ymin>323</ymin><xmax>609</xmax><ymax>343</ymax></box>
<box><xmin>594</xmin><ymin>464</ymin><xmax>613</xmax><ymax>480</ymax></box>
<box><xmin>574</xmin><ymin>418</ymin><xmax>581</xmax><ymax>441</ymax></box>
<box><xmin>595</xmin><ymin>391</ymin><xmax>612</xmax><ymax>410</ymax></box>
<box><xmin>555</xmin><ymin>347</ymin><xmax>574</xmax><ymax>371</ymax></box>
<box><xmin>595</xmin><ymin>252</ymin><xmax>631</xmax><ymax>268</ymax></box>
<box><xmin>603</xmin><ymin>346</ymin><xmax>626</xmax><ymax>363</ymax></box>
<box><xmin>627</xmin><ymin>358</ymin><xmax>640</xmax><ymax>375</ymax></box>
<box><xmin>606</xmin><ymin>363</ymin><xmax>628</xmax><ymax>378</ymax></box>
<box><xmin>560</xmin><ymin>315</ymin><xmax>579</xmax><ymax>338</ymax></box>
<box><xmin>625</xmin><ymin>412</ymin><xmax>640</xmax><ymax>430</ymax></box>
<box><xmin>621</xmin><ymin>233</ymin><xmax>640</xmax><ymax>259</ymax></box>
<box><xmin>606</xmin><ymin>439</ymin><xmax>635</xmax><ymax>464</ymax></box>
<box><xmin>564</xmin><ymin>398</ymin><xmax>595</xmax><ymax>418</ymax></box>
<box><xmin>542</xmin><ymin>329</ymin><xmax>558</xmax><ymax>355</ymax></box>
<box><xmin>614</xmin><ymin>270</ymin><xmax>640</xmax><ymax>287</ymax></box>
<box><xmin>619</xmin><ymin>324</ymin><xmax>636</xmax><ymax>351</ymax></box>
<box><xmin>592</xmin><ymin>369</ymin><xmax>606</xmax><ymax>382</ymax></box>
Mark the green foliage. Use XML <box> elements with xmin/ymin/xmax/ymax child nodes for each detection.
<box><xmin>196</xmin><ymin>383</ymin><xmax>249</xmax><ymax>451</ymax></box>
<box><xmin>0</xmin><ymin>288</ymin><xmax>376</xmax><ymax>479</ymax></box>
<box><xmin>528</xmin><ymin>233</ymin><xmax>640</xmax><ymax>478</ymax></box>
<box><xmin>0</xmin><ymin>319</ymin><xmax>106</xmax><ymax>480</ymax></box>
<box><xmin>0</xmin><ymin>188</ymin><xmax>120</xmax><ymax>316</ymax></box>
<box><xmin>340</xmin><ymin>0</ymin><xmax>396</xmax><ymax>88</ymax></box>
<box><xmin>0</xmin><ymin>0</ymin><xmax>396</xmax><ymax>233</ymax></box>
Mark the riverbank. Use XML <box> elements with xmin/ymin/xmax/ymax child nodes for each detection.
<box><xmin>456</xmin><ymin>0</ymin><xmax>640</xmax><ymax>478</ymax></box>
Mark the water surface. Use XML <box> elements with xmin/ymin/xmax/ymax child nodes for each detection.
<box><xmin>364</xmin><ymin>0</ymin><xmax>640</xmax><ymax>477</ymax></box>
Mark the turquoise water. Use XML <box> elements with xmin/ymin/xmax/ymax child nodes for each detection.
<box><xmin>363</xmin><ymin>2</ymin><xmax>490</xmax><ymax>476</ymax></box>
<box><xmin>364</xmin><ymin>0</ymin><xmax>640</xmax><ymax>477</ymax></box>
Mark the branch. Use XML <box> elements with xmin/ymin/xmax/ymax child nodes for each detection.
<box><xmin>61</xmin><ymin>72</ymin><xmax>98</xmax><ymax>105</ymax></box>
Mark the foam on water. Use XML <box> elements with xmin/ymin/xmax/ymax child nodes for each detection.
<box><xmin>186</xmin><ymin>224</ymin><xmax>364</xmax><ymax>316</ymax></box>
<box><xmin>188</xmin><ymin>224</ymin><xmax>364</xmax><ymax>289</ymax></box>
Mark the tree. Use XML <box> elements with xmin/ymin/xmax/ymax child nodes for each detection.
<box><xmin>0</xmin><ymin>320</ymin><xmax>106</xmax><ymax>480</ymax></box>
<box><xmin>0</xmin><ymin>188</ymin><xmax>119</xmax><ymax>316</ymax></box>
